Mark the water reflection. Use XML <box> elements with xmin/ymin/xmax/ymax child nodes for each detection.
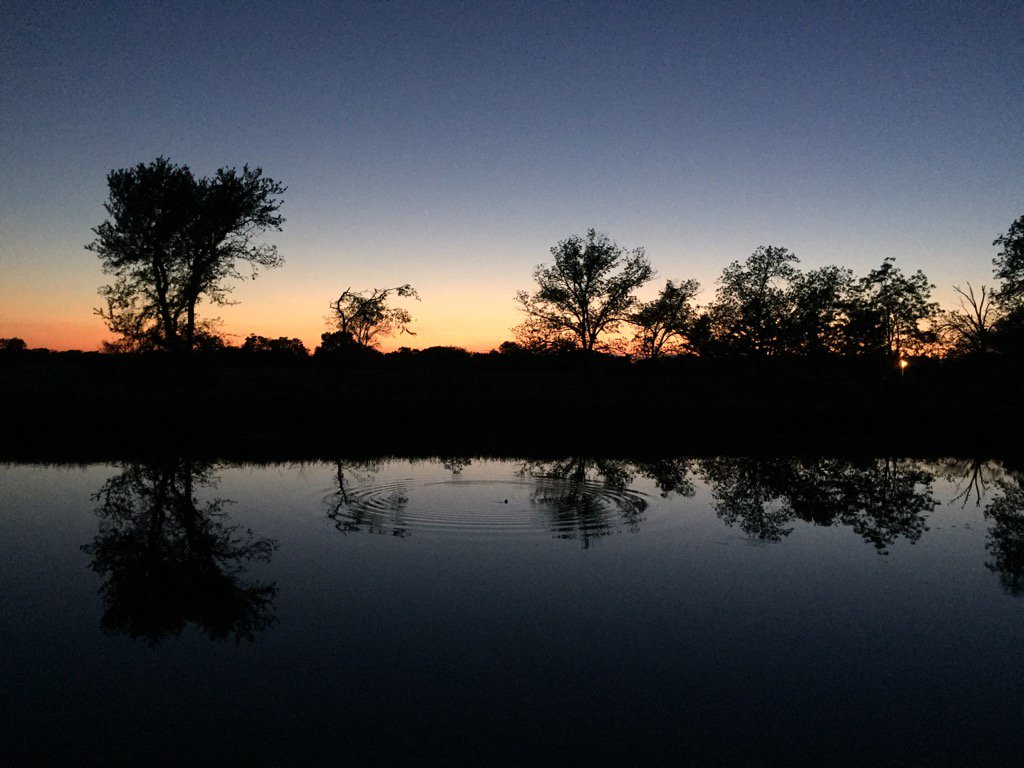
<box><xmin>519</xmin><ymin>459</ymin><xmax>650</xmax><ymax>547</ymax></box>
<box><xmin>6</xmin><ymin>457</ymin><xmax>1018</xmax><ymax>764</ymax></box>
<box><xmin>983</xmin><ymin>466</ymin><xmax>1024</xmax><ymax>595</ymax></box>
<box><xmin>699</xmin><ymin>457</ymin><xmax>936</xmax><ymax>551</ymax></box>
<box><xmin>325</xmin><ymin>459</ymin><xmax>409</xmax><ymax>536</ymax></box>
<box><xmin>314</xmin><ymin>455</ymin><xmax>1024</xmax><ymax>593</ymax></box>
<box><xmin>633</xmin><ymin>457</ymin><xmax>697</xmax><ymax>498</ymax></box>
<box><xmin>83</xmin><ymin>461</ymin><xmax>278</xmax><ymax>643</ymax></box>
<box><xmin>937</xmin><ymin>457</ymin><xmax>1001</xmax><ymax>508</ymax></box>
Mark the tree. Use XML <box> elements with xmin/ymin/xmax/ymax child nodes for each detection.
<box><xmin>709</xmin><ymin>245</ymin><xmax>799</xmax><ymax>355</ymax></box>
<box><xmin>991</xmin><ymin>215</ymin><xmax>1024</xmax><ymax>354</ymax></box>
<box><xmin>940</xmin><ymin>283</ymin><xmax>998</xmax><ymax>356</ymax></box>
<box><xmin>993</xmin><ymin>214</ymin><xmax>1024</xmax><ymax>308</ymax></box>
<box><xmin>786</xmin><ymin>266</ymin><xmax>855</xmax><ymax>355</ymax></box>
<box><xmin>0</xmin><ymin>338</ymin><xmax>27</xmax><ymax>355</ymax></box>
<box><xmin>630</xmin><ymin>279</ymin><xmax>701</xmax><ymax>358</ymax></box>
<box><xmin>329</xmin><ymin>284</ymin><xmax>419</xmax><ymax>349</ymax></box>
<box><xmin>240</xmin><ymin>334</ymin><xmax>309</xmax><ymax>358</ymax></box>
<box><xmin>514</xmin><ymin>229</ymin><xmax>653</xmax><ymax>352</ymax></box>
<box><xmin>88</xmin><ymin>157</ymin><xmax>285</xmax><ymax>353</ymax></box>
<box><xmin>845</xmin><ymin>258</ymin><xmax>939</xmax><ymax>359</ymax></box>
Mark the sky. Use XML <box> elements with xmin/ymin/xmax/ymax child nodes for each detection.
<box><xmin>1</xmin><ymin>0</ymin><xmax>1022</xmax><ymax>352</ymax></box>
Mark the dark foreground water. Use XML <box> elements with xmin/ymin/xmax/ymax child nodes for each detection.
<box><xmin>1</xmin><ymin>457</ymin><xmax>1021</xmax><ymax>766</ymax></box>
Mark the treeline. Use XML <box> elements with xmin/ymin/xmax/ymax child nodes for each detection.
<box><xmin>510</xmin><ymin>225</ymin><xmax>1024</xmax><ymax>361</ymax></box>
<box><xmin>6</xmin><ymin>157</ymin><xmax>1023</xmax><ymax>365</ymax></box>
<box><xmin>74</xmin><ymin>159</ymin><xmax>1024</xmax><ymax>362</ymax></box>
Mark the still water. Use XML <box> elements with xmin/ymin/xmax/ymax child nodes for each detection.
<box><xmin>1</xmin><ymin>457</ymin><xmax>1021</xmax><ymax>766</ymax></box>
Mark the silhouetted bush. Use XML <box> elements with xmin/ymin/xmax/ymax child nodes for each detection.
<box><xmin>0</xmin><ymin>338</ymin><xmax>27</xmax><ymax>356</ymax></box>
<box><xmin>241</xmin><ymin>334</ymin><xmax>309</xmax><ymax>358</ymax></box>
<box><xmin>314</xmin><ymin>331</ymin><xmax>384</xmax><ymax>365</ymax></box>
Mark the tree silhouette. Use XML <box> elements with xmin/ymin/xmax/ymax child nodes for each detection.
<box><xmin>329</xmin><ymin>284</ymin><xmax>419</xmax><ymax>349</ymax></box>
<box><xmin>88</xmin><ymin>157</ymin><xmax>285</xmax><ymax>353</ymax></box>
<box><xmin>709</xmin><ymin>245</ymin><xmax>799</xmax><ymax>356</ymax></box>
<box><xmin>786</xmin><ymin>266</ymin><xmax>856</xmax><ymax>355</ymax></box>
<box><xmin>845</xmin><ymin>258</ymin><xmax>939</xmax><ymax>359</ymax></box>
<box><xmin>993</xmin><ymin>214</ymin><xmax>1024</xmax><ymax>309</ymax></box>
<box><xmin>83</xmin><ymin>461</ymin><xmax>278</xmax><ymax>643</ymax></box>
<box><xmin>241</xmin><ymin>334</ymin><xmax>309</xmax><ymax>358</ymax></box>
<box><xmin>0</xmin><ymin>337</ymin><xmax>27</xmax><ymax>355</ymax></box>
<box><xmin>629</xmin><ymin>279</ymin><xmax>701</xmax><ymax>358</ymax></box>
<box><xmin>515</xmin><ymin>229</ymin><xmax>653</xmax><ymax>352</ymax></box>
<box><xmin>940</xmin><ymin>283</ymin><xmax>998</xmax><ymax>356</ymax></box>
<box><xmin>990</xmin><ymin>214</ymin><xmax>1024</xmax><ymax>354</ymax></box>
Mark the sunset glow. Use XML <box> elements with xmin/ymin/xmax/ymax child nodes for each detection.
<box><xmin>1</xmin><ymin>2</ymin><xmax>1021</xmax><ymax>352</ymax></box>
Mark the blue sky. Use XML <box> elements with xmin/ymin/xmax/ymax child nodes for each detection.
<box><xmin>2</xmin><ymin>0</ymin><xmax>1021</xmax><ymax>349</ymax></box>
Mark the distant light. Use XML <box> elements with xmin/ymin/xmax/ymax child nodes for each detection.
<box><xmin>899</xmin><ymin>358</ymin><xmax>909</xmax><ymax>370</ymax></box>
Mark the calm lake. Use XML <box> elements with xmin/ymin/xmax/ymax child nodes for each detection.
<box><xmin>2</xmin><ymin>457</ymin><xmax>1021</xmax><ymax>766</ymax></box>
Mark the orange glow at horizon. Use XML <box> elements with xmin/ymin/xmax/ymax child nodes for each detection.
<box><xmin>1</xmin><ymin>312</ymin><xmax>520</xmax><ymax>354</ymax></box>
<box><xmin>0</xmin><ymin>320</ymin><xmax>110</xmax><ymax>352</ymax></box>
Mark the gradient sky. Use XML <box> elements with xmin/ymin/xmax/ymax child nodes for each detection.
<box><xmin>2</xmin><ymin>0</ymin><xmax>1022</xmax><ymax>351</ymax></box>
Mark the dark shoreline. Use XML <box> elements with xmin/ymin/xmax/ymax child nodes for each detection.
<box><xmin>2</xmin><ymin>352</ymin><xmax>1021</xmax><ymax>462</ymax></box>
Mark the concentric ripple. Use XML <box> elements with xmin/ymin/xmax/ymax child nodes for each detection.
<box><xmin>327</xmin><ymin>476</ymin><xmax>649</xmax><ymax>539</ymax></box>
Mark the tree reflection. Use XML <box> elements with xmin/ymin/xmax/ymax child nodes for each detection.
<box><xmin>632</xmin><ymin>457</ymin><xmax>697</xmax><ymax>498</ymax></box>
<box><xmin>83</xmin><ymin>461</ymin><xmax>277</xmax><ymax>644</ymax></box>
<box><xmin>983</xmin><ymin>468</ymin><xmax>1024</xmax><ymax>595</ymax></box>
<box><xmin>519</xmin><ymin>459</ymin><xmax>648</xmax><ymax>548</ymax></box>
<box><xmin>699</xmin><ymin>457</ymin><xmax>936</xmax><ymax>551</ymax></box>
<box><xmin>935</xmin><ymin>458</ymin><xmax>1002</xmax><ymax>508</ymax></box>
<box><xmin>325</xmin><ymin>459</ymin><xmax>409</xmax><ymax>536</ymax></box>
<box><xmin>928</xmin><ymin>458</ymin><xmax>1024</xmax><ymax>595</ymax></box>
<box><xmin>437</xmin><ymin>456</ymin><xmax>472</xmax><ymax>475</ymax></box>
<box><xmin>700</xmin><ymin>458</ymin><xmax>796</xmax><ymax>540</ymax></box>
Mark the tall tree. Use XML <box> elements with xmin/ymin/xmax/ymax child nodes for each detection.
<box><xmin>630</xmin><ymin>279</ymin><xmax>701</xmax><ymax>358</ymax></box>
<box><xmin>514</xmin><ymin>229</ymin><xmax>653</xmax><ymax>352</ymax></box>
<box><xmin>709</xmin><ymin>245</ymin><xmax>799</xmax><ymax>355</ymax></box>
<box><xmin>940</xmin><ymin>283</ymin><xmax>998</xmax><ymax>356</ymax></box>
<box><xmin>991</xmin><ymin>214</ymin><xmax>1024</xmax><ymax>353</ymax></box>
<box><xmin>845</xmin><ymin>258</ymin><xmax>939</xmax><ymax>359</ymax></box>
<box><xmin>329</xmin><ymin>284</ymin><xmax>419</xmax><ymax>349</ymax></box>
<box><xmin>88</xmin><ymin>157</ymin><xmax>285</xmax><ymax>352</ymax></box>
<box><xmin>993</xmin><ymin>214</ymin><xmax>1024</xmax><ymax>308</ymax></box>
<box><xmin>786</xmin><ymin>266</ymin><xmax>855</xmax><ymax>355</ymax></box>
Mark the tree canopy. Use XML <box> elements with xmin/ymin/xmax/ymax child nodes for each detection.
<box><xmin>993</xmin><ymin>214</ymin><xmax>1024</xmax><ymax>308</ymax></box>
<box><xmin>709</xmin><ymin>245</ymin><xmax>800</xmax><ymax>356</ymax></box>
<box><xmin>846</xmin><ymin>258</ymin><xmax>939</xmax><ymax>358</ymax></box>
<box><xmin>630</xmin><ymin>279</ymin><xmax>701</xmax><ymax>358</ymax></box>
<box><xmin>941</xmin><ymin>284</ymin><xmax>998</xmax><ymax>356</ymax></box>
<box><xmin>329</xmin><ymin>284</ymin><xmax>419</xmax><ymax>348</ymax></box>
<box><xmin>88</xmin><ymin>157</ymin><xmax>285</xmax><ymax>352</ymax></box>
<box><xmin>515</xmin><ymin>229</ymin><xmax>653</xmax><ymax>352</ymax></box>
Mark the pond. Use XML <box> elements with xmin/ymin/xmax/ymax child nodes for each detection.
<box><xmin>1</xmin><ymin>457</ymin><xmax>1021</xmax><ymax>766</ymax></box>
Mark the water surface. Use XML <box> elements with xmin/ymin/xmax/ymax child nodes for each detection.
<box><xmin>1</xmin><ymin>457</ymin><xmax>1021</xmax><ymax>765</ymax></box>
